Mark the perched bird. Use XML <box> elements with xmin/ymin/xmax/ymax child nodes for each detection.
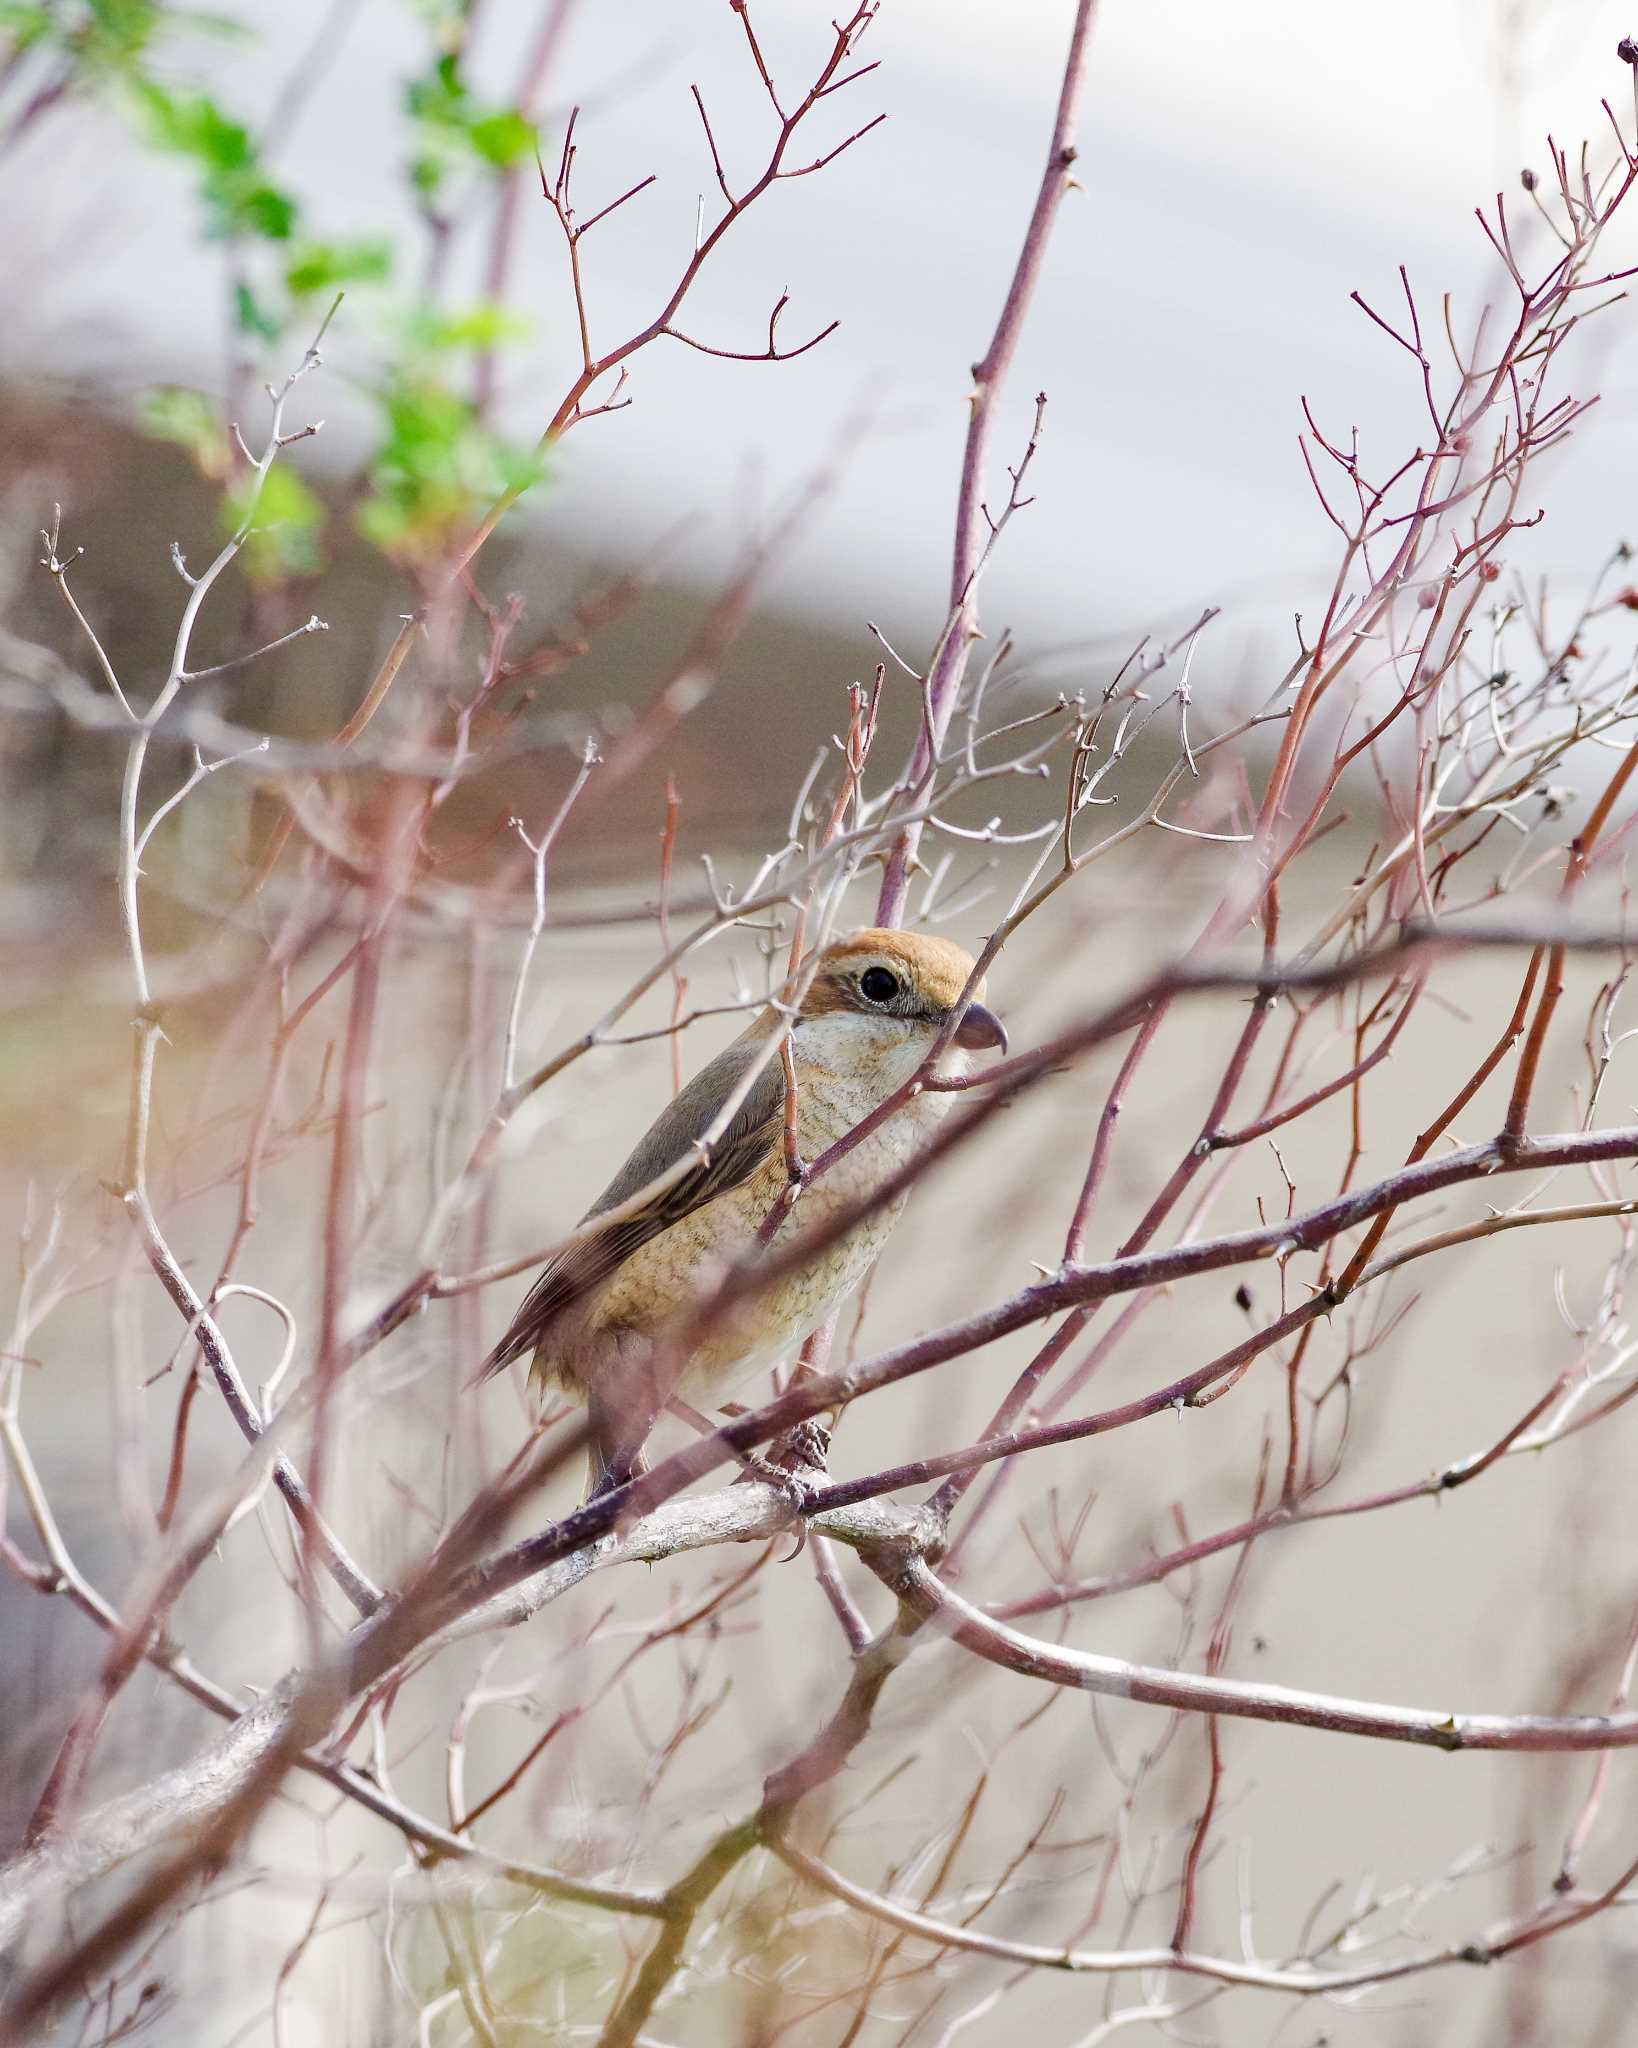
<box><xmin>478</xmin><ymin>928</ymin><xmax>1007</xmax><ymax>1492</ymax></box>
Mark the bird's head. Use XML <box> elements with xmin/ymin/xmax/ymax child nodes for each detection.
<box><xmin>792</xmin><ymin>928</ymin><xmax>1007</xmax><ymax>1085</ymax></box>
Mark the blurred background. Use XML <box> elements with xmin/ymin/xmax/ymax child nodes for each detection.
<box><xmin>7</xmin><ymin>2</ymin><xmax>1638</xmax><ymax>2043</ymax></box>
<box><xmin>5</xmin><ymin>0</ymin><xmax>1638</xmax><ymax>1006</ymax></box>
<box><xmin>7</xmin><ymin>0</ymin><xmax>1638</xmax><ymax>629</ymax></box>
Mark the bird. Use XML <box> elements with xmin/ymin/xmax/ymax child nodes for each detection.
<box><xmin>477</xmin><ymin>927</ymin><xmax>1008</xmax><ymax>1494</ymax></box>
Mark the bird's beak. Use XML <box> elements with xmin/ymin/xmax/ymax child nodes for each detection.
<box><xmin>953</xmin><ymin>1001</ymin><xmax>1008</xmax><ymax>1054</ymax></box>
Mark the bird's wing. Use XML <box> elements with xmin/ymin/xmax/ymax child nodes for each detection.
<box><xmin>476</xmin><ymin>1032</ymin><xmax>787</xmax><ymax>1380</ymax></box>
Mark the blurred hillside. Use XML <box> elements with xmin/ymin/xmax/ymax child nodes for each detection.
<box><xmin>0</xmin><ymin>378</ymin><xmax>940</xmax><ymax>949</ymax></box>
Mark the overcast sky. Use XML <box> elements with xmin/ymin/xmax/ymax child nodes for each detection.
<box><xmin>8</xmin><ymin>0</ymin><xmax>1638</xmax><ymax>696</ymax></box>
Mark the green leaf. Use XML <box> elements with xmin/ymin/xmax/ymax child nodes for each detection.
<box><xmin>135</xmin><ymin>82</ymin><xmax>298</xmax><ymax>242</ymax></box>
<box><xmin>465</xmin><ymin>107</ymin><xmax>535</xmax><ymax>169</ymax></box>
<box><xmin>0</xmin><ymin>6</ymin><xmax>55</xmax><ymax>53</ymax></box>
<box><xmin>284</xmin><ymin>237</ymin><xmax>393</xmax><ymax>298</ymax></box>
<box><xmin>137</xmin><ymin>82</ymin><xmax>250</xmax><ymax>169</ymax></box>
<box><xmin>225</xmin><ymin>464</ymin><xmax>325</xmax><ymax>587</ymax></box>
<box><xmin>405</xmin><ymin>54</ymin><xmax>465</xmax><ymax>126</ymax></box>
<box><xmin>235</xmin><ymin>181</ymin><xmax>296</xmax><ymax>239</ymax></box>
<box><xmin>410</xmin><ymin>301</ymin><xmax>531</xmax><ymax>354</ymax></box>
<box><xmin>233</xmin><ymin>281</ymin><xmax>281</xmax><ymax>340</ymax></box>
<box><xmin>356</xmin><ymin>372</ymin><xmax>546</xmax><ymax>563</ymax></box>
<box><xmin>139</xmin><ymin>384</ymin><xmax>229</xmax><ymax>476</ymax></box>
<box><xmin>77</xmin><ymin>0</ymin><xmax>163</xmax><ymax>66</ymax></box>
<box><xmin>404</xmin><ymin>49</ymin><xmax>537</xmax><ymax>184</ymax></box>
<box><xmin>1</xmin><ymin>1</ymin><xmax>241</xmax><ymax>81</ymax></box>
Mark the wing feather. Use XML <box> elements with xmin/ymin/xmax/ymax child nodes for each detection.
<box><xmin>477</xmin><ymin>1032</ymin><xmax>785</xmax><ymax>1380</ymax></box>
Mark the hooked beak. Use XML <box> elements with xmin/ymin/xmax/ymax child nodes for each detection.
<box><xmin>953</xmin><ymin>1000</ymin><xmax>1008</xmax><ymax>1055</ymax></box>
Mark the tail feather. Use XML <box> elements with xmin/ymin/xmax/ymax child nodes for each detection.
<box><xmin>469</xmin><ymin>1333</ymin><xmax>522</xmax><ymax>1388</ymax></box>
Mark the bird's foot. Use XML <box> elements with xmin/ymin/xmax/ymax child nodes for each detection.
<box><xmin>732</xmin><ymin>1450</ymin><xmax>809</xmax><ymax>1501</ymax></box>
<box><xmin>734</xmin><ymin>1420</ymin><xmax>830</xmax><ymax>1556</ymax></box>
<box><xmin>772</xmin><ymin>1417</ymin><xmax>831</xmax><ymax>1478</ymax></box>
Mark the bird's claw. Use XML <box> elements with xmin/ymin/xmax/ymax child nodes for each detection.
<box><xmin>734</xmin><ymin>1450</ymin><xmax>810</xmax><ymax>1503</ymax></box>
<box><xmin>778</xmin><ymin>1418</ymin><xmax>832</xmax><ymax>1476</ymax></box>
<box><xmin>734</xmin><ymin>1419</ymin><xmax>831</xmax><ymax>1558</ymax></box>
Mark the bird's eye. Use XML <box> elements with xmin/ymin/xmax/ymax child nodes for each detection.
<box><xmin>859</xmin><ymin>966</ymin><xmax>901</xmax><ymax>1005</ymax></box>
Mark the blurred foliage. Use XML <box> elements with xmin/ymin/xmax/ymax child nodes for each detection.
<box><xmin>139</xmin><ymin>383</ymin><xmax>230</xmax><ymax>477</ymax></box>
<box><xmin>405</xmin><ymin>49</ymin><xmax>538</xmax><ymax>201</ymax></box>
<box><xmin>0</xmin><ymin>0</ymin><xmax>549</xmax><ymax>584</ymax></box>
<box><xmin>140</xmin><ymin>385</ymin><xmax>327</xmax><ymax>580</ymax></box>
<box><xmin>358</xmin><ymin>306</ymin><xmax>546</xmax><ymax>563</ymax></box>
<box><xmin>0</xmin><ymin>1</ymin><xmax>241</xmax><ymax>76</ymax></box>
<box><xmin>134</xmin><ymin>79</ymin><xmax>295</xmax><ymax>240</ymax></box>
<box><xmin>283</xmin><ymin>236</ymin><xmax>394</xmax><ymax>300</ymax></box>
<box><xmin>226</xmin><ymin>465</ymin><xmax>327</xmax><ymax>584</ymax></box>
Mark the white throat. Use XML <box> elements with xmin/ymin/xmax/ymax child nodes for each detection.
<box><xmin>794</xmin><ymin>1011</ymin><xmax>965</xmax><ymax>1097</ymax></box>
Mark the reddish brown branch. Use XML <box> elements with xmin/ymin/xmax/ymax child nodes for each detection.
<box><xmin>875</xmin><ymin>0</ymin><xmax>1099</xmax><ymax>921</ymax></box>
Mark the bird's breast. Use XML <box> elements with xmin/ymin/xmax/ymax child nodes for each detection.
<box><xmin>776</xmin><ymin>1062</ymin><xmax>945</xmax><ymax>1267</ymax></box>
<box><xmin>661</xmin><ymin>1078</ymin><xmax>938</xmax><ymax>1393</ymax></box>
<box><xmin>553</xmin><ymin>1051</ymin><xmax>949</xmax><ymax>1402</ymax></box>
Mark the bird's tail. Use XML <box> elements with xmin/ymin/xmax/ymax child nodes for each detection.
<box><xmin>469</xmin><ymin>1326</ymin><xmax>528</xmax><ymax>1389</ymax></box>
